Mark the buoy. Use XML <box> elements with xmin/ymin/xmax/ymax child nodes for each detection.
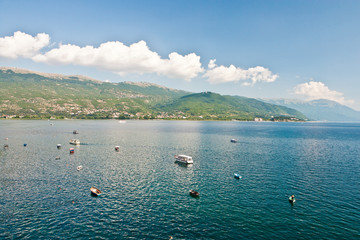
<box><xmin>115</xmin><ymin>146</ymin><xmax>120</xmax><ymax>151</ymax></box>
<box><xmin>23</xmin><ymin>143</ymin><xmax>27</xmax><ymax>147</ymax></box>
<box><xmin>57</xmin><ymin>144</ymin><xmax>61</xmax><ymax>149</ymax></box>
<box><xmin>70</xmin><ymin>148</ymin><xmax>75</xmax><ymax>154</ymax></box>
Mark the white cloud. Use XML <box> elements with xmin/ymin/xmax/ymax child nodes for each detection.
<box><xmin>0</xmin><ymin>31</ymin><xmax>50</xmax><ymax>59</ymax></box>
<box><xmin>293</xmin><ymin>81</ymin><xmax>354</xmax><ymax>105</ymax></box>
<box><xmin>203</xmin><ymin>60</ymin><xmax>278</xmax><ymax>85</ymax></box>
<box><xmin>208</xmin><ymin>59</ymin><xmax>216</xmax><ymax>69</ymax></box>
<box><xmin>33</xmin><ymin>40</ymin><xmax>203</xmax><ymax>81</ymax></box>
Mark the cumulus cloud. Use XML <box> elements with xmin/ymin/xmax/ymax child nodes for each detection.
<box><xmin>33</xmin><ymin>40</ymin><xmax>203</xmax><ymax>81</ymax></box>
<box><xmin>0</xmin><ymin>31</ymin><xmax>50</xmax><ymax>59</ymax></box>
<box><xmin>293</xmin><ymin>81</ymin><xmax>354</xmax><ymax>105</ymax></box>
<box><xmin>203</xmin><ymin>59</ymin><xmax>278</xmax><ymax>85</ymax></box>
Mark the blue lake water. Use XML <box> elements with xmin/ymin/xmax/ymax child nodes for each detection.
<box><xmin>0</xmin><ymin>120</ymin><xmax>359</xmax><ymax>239</ymax></box>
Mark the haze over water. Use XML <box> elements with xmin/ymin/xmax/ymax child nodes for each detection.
<box><xmin>0</xmin><ymin>120</ymin><xmax>359</xmax><ymax>239</ymax></box>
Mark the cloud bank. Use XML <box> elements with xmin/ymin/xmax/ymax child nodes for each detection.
<box><xmin>33</xmin><ymin>41</ymin><xmax>204</xmax><ymax>81</ymax></box>
<box><xmin>293</xmin><ymin>81</ymin><xmax>353</xmax><ymax>105</ymax></box>
<box><xmin>0</xmin><ymin>31</ymin><xmax>50</xmax><ymax>59</ymax></box>
<box><xmin>204</xmin><ymin>59</ymin><xmax>278</xmax><ymax>85</ymax></box>
<box><xmin>0</xmin><ymin>31</ymin><xmax>278</xmax><ymax>85</ymax></box>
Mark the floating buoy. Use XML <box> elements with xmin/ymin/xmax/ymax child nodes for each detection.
<box><xmin>70</xmin><ymin>148</ymin><xmax>75</xmax><ymax>154</ymax></box>
<box><xmin>23</xmin><ymin>143</ymin><xmax>27</xmax><ymax>147</ymax></box>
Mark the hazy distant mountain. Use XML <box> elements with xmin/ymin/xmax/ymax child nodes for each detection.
<box><xmin>262</xmin><ymin>98</ymin><xmax>360</xmax><ymax>121</ymax></box>
<box><xmin>0</xmin><ymin>67</ymin><xmax>306</xmax><ymax>120</ymax></box>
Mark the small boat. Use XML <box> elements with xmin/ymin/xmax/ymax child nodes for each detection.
<box><xmin>115</xmin><ymin>146</ymin><xmax>120</xmax><ymax>151</ymax></box>
<box><xmin>289</xmin><ymin>195</ymin><xmax>296</xmax><ymax>204</ymax></box>
<box><xmin>4</xmin><ymin>144</ymin><xmax>9</xmax><ymax>149</ymax></box>
<box><xmin>57</xmin><ymin>144</ymin><xmax>61</xmax><ymax>149</ymax></box>
<box><xmin>230</xmin><ymin>139</ymin><xmax>238</xmax><ymax>143</ymax></box>
<box><xmin>69</xmin><ymin>139</ymin><xmax>80</xmax><ymax>145</ymax></box>
<box><xmin>69</xmin><ymin>148</ymin><xmax>75</xmax><ymax>154</ymax></box>
<box><xmin>175</xmin><ymin>155</ymin><xmax>193</xmax><ymax>164</ymax></box>
<box><xmin>90</xmin><ymin>187</ymin><xmax>102</xmax><ymax>196</ymax></box>
<box><xmin>55</xmin><ymin>156</ymin><xmax>60</xmax><ymax>160</ymax></box>
<box><xmin>189</xmin><ymin>190</ymin><xmax>200</xmax><ymax>198</ymax></box>
<box><xmin>73</xmin><ymin>130</ymin><xmax>79</xmax><ymax>134</ymax></box>
<box><xmin>77</xmin><ymin>165</ymin><xmax>83</xmax><ymax>171</ymax></box>
<box><xmin>234</xmin><ymin>173</ymin><xmax>242</xmax><ymax>179</ymax></box>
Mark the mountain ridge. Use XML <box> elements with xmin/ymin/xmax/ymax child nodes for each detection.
<box><xmin>0</xmin><ymin>67</ymin><xmax>306</xmax><ymax>121</ymax></box>
<box><xmin>262</xmin><ymin>98</ymin><xmax>360</xmax><ymax>121</ymax></box>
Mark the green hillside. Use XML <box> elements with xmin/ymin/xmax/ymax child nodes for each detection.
<box><xmin>0</xmin><ymin>68</ymin><xmax>188</xmax><ymax>119</ymax></box>
<box><xmin>160</xmin><ymin>92</ymin><xmax>307</xmax><ymax>120</ymax></box>
<box><xmin>0</xmin><ymin>67</ymin><xmax>307</xmax><ymax>121</ymax></box>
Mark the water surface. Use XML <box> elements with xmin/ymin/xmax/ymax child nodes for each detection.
<box><xmin>0</xmin><ymin>120</ymin><xmax>359</xmax><ymax>239</ymax></box>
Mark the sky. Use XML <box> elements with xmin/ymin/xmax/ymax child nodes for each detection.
<box><xmin>0</xmin><ymin>0</ymin><xmax>360</xmax><ymax>110</ymax></box>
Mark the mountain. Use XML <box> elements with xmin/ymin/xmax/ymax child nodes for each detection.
<box><xmin>160</xmin><ymin>92</ymin><xmax>307</xmax><ymax>120</ymax></box>
<box><xmin>0</xmin><ymin>67</ymin><xmax>306</xmax><ymax>120</ymax></box>
<box><xmin>262</xmin><ymin>98</ymin><xmax>360</xmax><ymax>121</ymax></box>
<box><xmin>0</xmin><ymin>67</ymin><xmax>189</xmax><ymax>119</ymax></box>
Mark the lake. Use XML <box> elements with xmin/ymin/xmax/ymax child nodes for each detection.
<box><xmin>0</xmin><ymin>120</ymin><xmax>359</xmax><ymax>239</ymax></box>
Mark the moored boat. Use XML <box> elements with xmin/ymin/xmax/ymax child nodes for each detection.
<box><xmin>91</xmin><ymin>187</ymin><xmax>102</xmax><ymax>196</ymax></box>
<box><xmin>77</xmin><ymin>165</ymin><xmax>83</xmax><ymax>171</ymax></box>
<box><xmin>234</xmin><ymin>173</ymin><xmax>242</xmax><ymax>179</ymax></box>
<box><xmin>230</xmin><ymin>139</ymin><xmax>238</xmax><ymax>143</ymax></box>
<box><xmin>189</xmin><ymin>190</ymin><xmax>200</xmax><ymax>197</ymax></box>
<box><xmin>73</xmin><ymin>130</ymin><xmax>79</xmax><ymax>134</ymax></box>
<box><xmin>69</xmin><ymin>139</ymin><xmax>80</xmax><ymax>145</ymax></box>
<box><xmin>57</xmin><ymin>144</ymin><xmax>61</xmax><ymax>149</ymax></box>
<box><xmin>70</xmin><ymin>148</ymin><xmax>75</xmax><ymax>154</ymax></box>
<box><xmin>115</xmin><ymin>146</ymin><xmax>120</xmax><ymax>151</ymax></box>
<box><xmin>175</xmin><ymin>155</ymin><xmax>193</xmax><ymax>164</ymax></box>
<box><xmin>289</xmin><ymin>195</ymin><xmax>296</xmax><ymax>204</ymax></box>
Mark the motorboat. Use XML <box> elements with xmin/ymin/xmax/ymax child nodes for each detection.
<box><xmin>230</xmin><ymin>139</ymin><xmax>238</xmax><ymax>143</ymax></box>
<box><xmin>91</xmin><ymin>187</ymin><xmax>102</xmax><ymax>196</ymax></box>
<box><xmin>69</xmin><ymin>148</ymin><xmax>75</xmax><ymax>154</ymax></box>
<box><xmin>175</xmin><ymin>155</ymin><xmax>193</xmax><ymax>164</ymax></box>
<box><xmin>234</xmin><ymin>173</ymin><xmax>242</xmax><ymax>179</ymax></box>
<box><xmin>77</xmin><ymin>165</ymin><xmax>83</xmax><ymax>171</ymax></box>
<box><xmin>57</xmin><ymin>144</ymin><xmax>61</xmax><ymax>149</ymax></box>
<box><xmin>115</xmin><ymin>146</ymin><xmax>120</xmax><ymax>151</ymax></box>
<box><xmin>189</xmin><ymin>190</ymin><xmax>200</xmax><ymax>197</ymax></box>
<box><xmin>69</xmin><ymin>139</ymin><xmax>80</xmax><ymax>145</ymax></box>
<box><xmin>73</xmin><ymin>130</ymin><xmax>79</xmax><ymax>134</ymax></box>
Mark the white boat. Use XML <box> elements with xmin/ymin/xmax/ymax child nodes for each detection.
<box><xmin>69</xmin><ymin>139</ymin><xmax>80</xmax><ymax>145</ymax></box>
<box><xmin>175</xmin><ymin>155</ymin><xmax>193</xmax><ymax>164</ymax></box>
<box><xmin>230</xmin><ymin>139</ymin><xmax>238</xmax><ymax>143</ymax></box>
<box><xmin>90</xmin><ymin>187</ymin><xmax>102</xmax><ymax>196</ymax></box>
<box><xmin>77</xmin><ymin>165</ymin><xmax>83</xmax><ymax>171</ymax></box>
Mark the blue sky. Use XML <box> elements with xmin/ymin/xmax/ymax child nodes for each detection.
<box><xmin>1</xmin><ymin>0</ymin><xmax>359</xmax><ymax>110</ymax></box>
